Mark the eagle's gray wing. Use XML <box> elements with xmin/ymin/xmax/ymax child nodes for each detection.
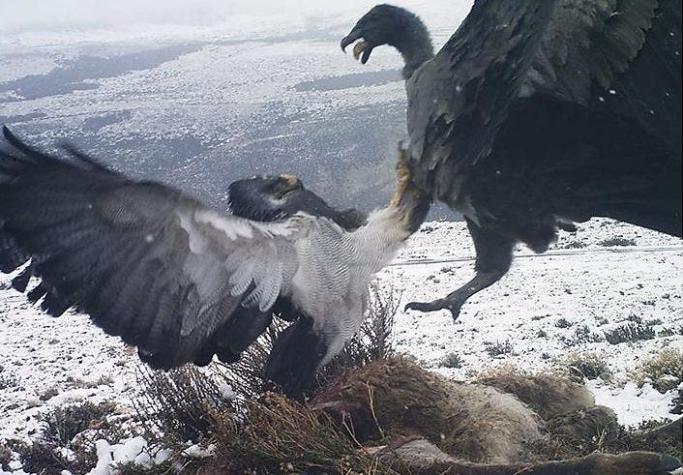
<box><xmin>0</xmin><ymin>127</ymin><xmax>306</xmax><ymax>368</ymax></box>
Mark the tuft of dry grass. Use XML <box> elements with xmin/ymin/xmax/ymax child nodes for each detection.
<box><xmin>133</xmin><ymin>366</ymin><xmax>226</xmax><ymax>445</ymax></box>
<box><xmin>603</xmin><ymin>324</ymin><xmax>655</xmax><ymax>344</ymax></box>
<box><xmin>209</xmin><ymin>393</ymin><xmax>395</xmax><ymax>474</ymax></box>
<box><xmin>40</xmin><ymin>401</ymin><xmax>119</xmax><ymax>447</ymax></box>
<box><xmin>633</xmin><ymin>348</ymin><xmax>683</xmax><ymax>393</ymax></box>
<box><xmin>615</xmin><ymin>419</ymin><xmax>683</xmax><ymax>461</ymax></box>
<box><xmin>122</xmin><ymin>284</ymin><xmax>402</xmax><ymax>473</ymax></box>
<box><xmin>563</xmin><ymin>352</ymin><xmax>613</xmax><ymax>382</ymax></box>
<box><xmin>440</xmin><ymin>352</ymin><xmax>463</xmax><ymax>369</ymax></box>
<box><xmin>484</xmin><ymin>340</ymin><xmax>514</xmax><ymax>357</ymax></box>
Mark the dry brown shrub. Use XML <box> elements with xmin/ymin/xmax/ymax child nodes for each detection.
<box><xmin>208</xmin><ymin>392</ymin><xmax>395</xmax><ymax>474</ymax></box>
<box><xmin>133</xmin><ymin>366</ymin><xmax>226</xmax><ymax>445</ymax></box>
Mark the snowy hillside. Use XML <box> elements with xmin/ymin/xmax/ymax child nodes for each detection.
<box><xmin>1</xmin><ymin>218</ymin><xmax>681</xmax><ymax>448</ymax></box>
<box><xmin>0</xmin><ymin>0</ymin><xmax>471</xmax><ymax>216</ymax></box>
<box><xmin>1</xmin><ymin>1</ymin><xmax>681</xmax><ymax>472</ymax></box>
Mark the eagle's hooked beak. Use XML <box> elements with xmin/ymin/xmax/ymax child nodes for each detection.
<box><xmin>272</xmin><ymin>174</ymin><xmax>303</xmax><ymax>199</ymax></box>
<box><xmin>280</xmin><ymin>174</ymin><xmax>301</xmax><ymax>189</ymax></box>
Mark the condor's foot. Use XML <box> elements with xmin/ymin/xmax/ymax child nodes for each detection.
<box><xmin>405</xmin><ymin>268</ymin><xmax>508</xmax><ymax>321</ymax></box>
<box><xmin>404</xmin><ymin>295</ymin><xmax>466</xmax><ymax>321</ymax></box>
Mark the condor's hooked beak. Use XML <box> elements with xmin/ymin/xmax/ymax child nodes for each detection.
<box><xmin>341</xmin><ymin>29</ymin><xmax>374</xmax><ymax>64</ymax></box>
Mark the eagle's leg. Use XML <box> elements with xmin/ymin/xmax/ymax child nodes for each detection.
<box><xmin>193</xmin><ymin>306</ymin><xmax>274</xmax><ymax>366</ymax></box>
<box><xmin>264</xmin><ymin>317</ymin><xmax>328</xmax><ymax>398</ymax></box>
<box><xmin>405</xmin><ymin>219</ymin><xmax>514</xmax><ymax>321</ymax></box>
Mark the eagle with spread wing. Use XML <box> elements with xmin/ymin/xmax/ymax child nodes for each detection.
<box><xmin>342</xmin><ymin>0</ymin><xmax>682</xmax><ymax>319</ymax></box>
<box><xmin>0</xmin><ymin>127</ymin><xmax>429</xmax><ymax>396</ymax></box>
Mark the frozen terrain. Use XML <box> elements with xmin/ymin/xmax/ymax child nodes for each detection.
<box><xmin>1</xmin><ymin>1</ymin><xmax>682</xmax><ymax>472</ymax></box>
<box><xmin>1</xmin><ymin>218</ymin><xmax>681</xmax><ymax>447</ymax></box>
<box><xmin>385</xmin><ymin>219</ymin><xmax>683</xmax><ymax>427</ymax></box>
<box><xmin>0</xmin><ymin>0</ymin><xmax>470</xmax><ymax>216</ymax></box>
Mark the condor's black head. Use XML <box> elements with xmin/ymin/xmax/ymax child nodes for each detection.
<box><xmin>341</xmin><ymin>4</ymin><xmax>434</xmax><ymax>78</ymax></box>
<box><xmin>228</xmin><ymin>175</ymin><xmax>366</xmax><ymax>231</ymax></box>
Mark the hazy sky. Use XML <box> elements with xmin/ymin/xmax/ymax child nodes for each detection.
<box><xmin>0</xmin><ymin>0</ymin><xmax>419</xmax><ymax>29</ymax></box>
<box><xmin>0</xmin><ymin>0</ymin><xmax>472</xmax><ymax>36</ymax></box>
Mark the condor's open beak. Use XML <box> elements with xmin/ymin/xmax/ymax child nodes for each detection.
<box><xmin>341</xmin><ymin>30</ymin><xmax>374</xmax><ymax>64</ymax></box>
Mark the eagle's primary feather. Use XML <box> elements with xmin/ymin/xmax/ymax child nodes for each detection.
<box><xmin>0</xmin><ymin>126</ymin><xmax>428</xmax><ymax>396</ymax></box>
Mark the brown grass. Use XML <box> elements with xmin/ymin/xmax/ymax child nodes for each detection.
<box><xmin>208</xmin><ymin>393</ymin><xmax>396</xmax><ymax>474</ymax></box>
<box><xmin>633</xmin><ymin>348</ymin><xmax>683</xmax><ymax>393</ymax></box>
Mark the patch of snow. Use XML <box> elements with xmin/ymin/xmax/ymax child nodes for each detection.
<box><xmin>218</xmin><ymin>382</ymin><xmax>236</xmax><ymax>401</ymax></box>
<box><xmin>87</xmin><ymin>436</ymin><xmax>150</xmax><ymax>475</ymax></box>
<box><xmin>182</xmin><ymin>443</ymin><xmax>216</xmax><ymax>459</ymax></box>
<box><xmin>587</xmin><ymin>380</ymin><xmax>678</xmax><ymax>427</ymax></box>
<box><xmin>88</xmin><ymin>440</ymin><xmax>114</xmax><ymax>475</ymax></box>
<box><xmin>0</xmin><ymin>218</ymin><xmax>681</xmax><ymax>469</ymax></box>
<box><xmin>154</xmin><ymin>448</ymin><xmax>174</xmax><ymax>464</ymax></box>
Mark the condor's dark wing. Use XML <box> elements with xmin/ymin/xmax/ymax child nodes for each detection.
<box><xmin>0</xmin><ymin>127</ymin><xmax>306</xmax><ymax>368</ymax></box>
<box><xmin>408</xmin><ymin>0</ymin><xmax>681</xmax><ymax>208</ymax></box>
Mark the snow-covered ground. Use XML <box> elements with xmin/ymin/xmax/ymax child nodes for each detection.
<box><xmin>1</xmin><ymin>218</ymin><xmax>681</xmax><ymax>448</ymax></box>
<box><xmin>3</xmin><ymin>2</ymin><xmax>681</xmax><ymax>473</ymax></box>
<box><xmin>386</xmin><ymin>218</ymin><xmax>683</xmax><ymax>428</ymax></box>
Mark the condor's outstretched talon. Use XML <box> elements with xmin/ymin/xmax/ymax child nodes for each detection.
<box><xmin>404</xmin><ymin>298</ymin><xmax>465</xmax><ymax>321</ymax></box>
<box><xmin>404</xmin><ymin>241</ymin><xmax>513</xmax><ymax>323</ymax></box>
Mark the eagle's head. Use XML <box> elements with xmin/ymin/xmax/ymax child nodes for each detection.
<box><xmin>228</xmin><ymin>174</ymin><xmax>303</xmax><ymax>222</ymax></box>
<box><xmin>228</xmin><ymin>175</ymin><xmax>367</xmax><ymax>230</ymax></box>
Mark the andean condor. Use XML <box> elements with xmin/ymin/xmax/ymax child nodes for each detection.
<box><xmin>0</xmin><ymin>127</ymin><xmax>428</xmax><ymax>396</ymax></box>
<box><xmin>342</xmin><ymin>1</ymin><xmax>682</xmax><ymax>319</ymax></box>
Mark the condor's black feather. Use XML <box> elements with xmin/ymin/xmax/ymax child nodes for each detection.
<box><xmin>342</xmin><ymin>0</ymin><xmax>682</xmax><ymax>318</ymax></box>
